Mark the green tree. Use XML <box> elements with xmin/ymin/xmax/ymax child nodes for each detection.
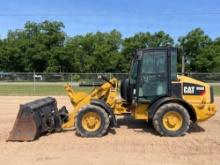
<box><xmin>0</xmin><ymin>38</ymin><xmax>25</xmax><ymax>72</ymax></box>
<box><xmin>178</xmin><ymin>28</ymin><xmax>212</xmax><ymax>72</ymax></box>
<box><xmin>121</xmin><ymin>31</ymin><xmax>174</xmax><ymax>71</ymax></box>
<box><xmin>66</xmin><ymin>30</ymin><xmax>122</xmax><ymax>72</ymax></box>
<box><xmin>46</xmin><ymin>47</ymin><xmax>74</xmax><ymax>72</ymax></box>
<box><xmin>1</xmin><ymin>21</ymin><xmax>220</xmax><ymax>73</ymax></box>
<box><xmin>0</xmin><ymin>20</ymin><xmax>66</xmax><ymax>72</ymax></box>
<box><xmin>207</xmin><ymin>38</ymin><xmax>220</xmax><ymax>72</ymax></box>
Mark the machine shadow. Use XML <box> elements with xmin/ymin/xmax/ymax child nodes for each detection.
<box><xmin>52</xmin><ymin>117</ymin><xmax>205</xmax><ymax>137</ymax></box>
<box><xmin>116</xmin><ymin>115</ymin><xmax>158</xmax><ymax>136</ymax></box>
<box><xmin>116</xmin><ymin>115</ymin><xmax>206</xmax><ymax>136</ymax></box>
<box><xmin>188</xmin><ymin>123</ymin><xmax>205</xmax><ymax>133</ymax></box>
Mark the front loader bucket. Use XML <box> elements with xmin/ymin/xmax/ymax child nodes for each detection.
<box><xmin>7</xmin><ymin>97</ymin><xmax>62</xmax><ymax>142</ymax></box>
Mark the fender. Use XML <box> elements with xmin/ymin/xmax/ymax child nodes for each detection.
<box><xmin>148</xmin><ymin>96</ymin><xmax>197</xmax><ymax>122</ymax></box>
<box><xmin>91</xmin><ymin>99</ymin><xmax>117</xmax><ymax>126</ymax></box>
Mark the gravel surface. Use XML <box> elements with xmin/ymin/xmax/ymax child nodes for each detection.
<box><xmin>0</xmin><ymin>96</ymin><xmax>220</xmax><ymax>165</ymax></box>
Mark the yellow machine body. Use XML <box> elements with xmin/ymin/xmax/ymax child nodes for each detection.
<box><xmin>62</xmin><ymin>75</ymin><xmax>216</xmax><ymax>129</ymax></box>
<box><xmin>177</xmin><ymin>75</ymin><xmax>216</xmax><ymax>121</ymax></box>
<box><xmin>129</xmin><ymin>75</ymin><xmax>217</xmax><ymax>122</ymax></box>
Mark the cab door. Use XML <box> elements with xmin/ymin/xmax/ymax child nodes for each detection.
<box><xmin>137</xmin><ymin>49</ymin><xmax>169</xmax><ymax>102</ymax></box>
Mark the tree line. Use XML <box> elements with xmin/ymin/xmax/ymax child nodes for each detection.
<box><xmin>0</xmin><ymin>20</ymin><xmax>219</xmax><ymax>73</ymax></box>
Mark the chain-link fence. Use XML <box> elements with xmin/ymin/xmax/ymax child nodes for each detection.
<box><xmin>186</xmin><ymin>73</ymin><xmax>220</xmax><ymax>83</ymax></box>
<box><xmin>0</xmin><ymin>72</ymin><xmax>220</xmax><ymax>83</ymax></box>
<box><xmin>0</xmin><ymin>72</ymin><xmax>128</xmax><ymax>83</ymax></box>
<box><xmin>0</xmin><ymin>72</ymin><xmax>219</xmax><ymax>95</ymax></box>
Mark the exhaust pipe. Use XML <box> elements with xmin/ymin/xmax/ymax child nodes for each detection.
<box><xmin>7</xmin><ymin>97</ymin><xmax>62</xmax><ymax>142</ymax></box>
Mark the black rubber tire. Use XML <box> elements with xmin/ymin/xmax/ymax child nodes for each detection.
<box><xmin>152</xmin><ymin>103</ymin><xmax>190</xmax><ymax>137</ymax></box>
<box><xmin>75</xmin><ymin>104</ymin><xmax>110</xmax><ymax>137</ymax></box>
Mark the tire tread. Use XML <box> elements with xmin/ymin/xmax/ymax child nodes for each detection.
<box><xmin>75</xmin><ymin>104</ymin><xmax>110</xmax><ymax>137</ymax></box>
<box><xmin>153</xmin><ymin>103</ymin><xmax>190</xmax><ymax>137</ymax></box>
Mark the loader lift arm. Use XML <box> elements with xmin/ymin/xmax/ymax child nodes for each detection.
<box><xmin>62</xmin><ymin>78</ymin><xmax>119</xmax><ymax>129</ymax></box>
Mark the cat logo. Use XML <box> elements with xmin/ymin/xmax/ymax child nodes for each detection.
<box><xmin>183</xmin><ymin>83</ymin><xmax>205</xmax><ymax>95</ymax></box>
<box><xmin>183</xmin><ymin>86</ymin><xmax>195</xmax><ymax>94</ymax></box>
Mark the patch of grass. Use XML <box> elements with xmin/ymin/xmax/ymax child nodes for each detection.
<box><xmin>0</xmin><ymin>84</ymin><xmax>92</xmax><ymax>96</ymax></box>
<box><xmin>213</xmin><ymin>86</ymin><xmax>220</xmax><ymax>96</ymax></box>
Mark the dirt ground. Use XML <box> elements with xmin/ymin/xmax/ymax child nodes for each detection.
<box><xmin>0</xmin><ymin>96</ymin><xmax>220</xmax><ymax>165</ymax></box>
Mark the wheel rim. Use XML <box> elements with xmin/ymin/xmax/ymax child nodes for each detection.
<box><xmin>81</xmin><ymin>112</ymin><xmax>101</xmax><ymax>132</ymax></box>
<box><xmin>162</xmin><ymin>111</ymin><xmax>183</xmax><ymax>131</ymax></box>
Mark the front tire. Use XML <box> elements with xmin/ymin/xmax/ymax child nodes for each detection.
<box><xmin>152</xmin><ymin>103</ymin><xmax>190</xmax><ymax>137</ymax></box>
<box><xmin>76</xmin><ymin>105</ymin><xmax>110</xmax><ymax>137</ymax></box>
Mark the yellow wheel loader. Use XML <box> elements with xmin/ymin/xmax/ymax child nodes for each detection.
<box><xmin>7</xmin><ymin>47</ymin><xmax>217</xmax><ymax>141</ymax></box>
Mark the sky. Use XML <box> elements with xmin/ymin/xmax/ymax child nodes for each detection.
<box><xmin>0</xmin><ymin>0</ymin><xmax>220</xmax><ymax>40</ymax></box>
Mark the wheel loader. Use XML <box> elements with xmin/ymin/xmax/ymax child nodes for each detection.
<box><xmin>7</xmin><ymin>47</ymin><xmax>217</xmax><ymax>141</ymax></box>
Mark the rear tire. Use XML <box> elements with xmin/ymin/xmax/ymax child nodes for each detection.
<box><xmin>152</xmin><ymin>103</ymin><xmax>190</xmax><ymax>137</ymax></box>
<box><xmin>76</xmin><ymin>105</ymin><xmax>110</xmax><ymax>137</ymax></box>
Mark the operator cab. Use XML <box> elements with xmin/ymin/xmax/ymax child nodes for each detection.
<box><xmin>121</xmin><ymin>47</ymin><xmax>177</xmax><ymax>103</ymax></box>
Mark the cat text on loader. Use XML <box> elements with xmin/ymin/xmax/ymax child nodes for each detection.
<box><xmin>7</xmin><ymin>47</ymin><xmax>217</xmax><ymax>141</ymax></box>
